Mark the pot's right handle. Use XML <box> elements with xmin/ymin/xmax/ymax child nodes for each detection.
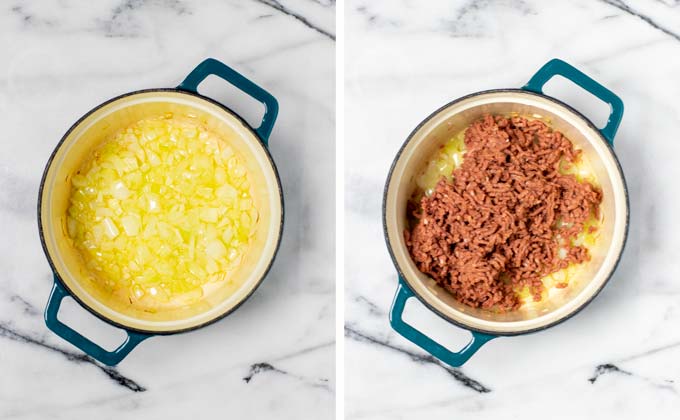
<box><xmin>177</xmin><ymin>58</ymin><xmax>279</xmax><ymax>145</ymax></box>
<box><xmin>389</xmin><ymin>277</ymin><xmax>496</xmax><ymax>368</ymax></box>
<box><xmin>523</xmin><ymin>58</ymin><xmax>624</xmax><ymax>144</ymax></box>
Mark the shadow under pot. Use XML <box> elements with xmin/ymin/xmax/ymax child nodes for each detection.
<box><xmin>38</xmin><ymin>58</ymin><xmax>284</xmax><ymax>366</ymax></box>
<box><xmin>383</xmin><ymin>59</ymin><xmax>629</xmax><ymax>368</ymax></box>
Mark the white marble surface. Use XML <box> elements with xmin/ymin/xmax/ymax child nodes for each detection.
<box><xmin>345</xmin><ymin>0</ymin><xmax>680</xmax><ymax>418</ymax></box>
<box><xmin>0</xmin><ymin>1</ymin><xmax>334</xmax><ymax>419</ymax></box>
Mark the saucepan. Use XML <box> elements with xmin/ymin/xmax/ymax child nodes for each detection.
<box><xmin>38</xmin><ymin>58</ymin><xmax>283</xmax><ymax>366</ymax></box>
<box><xmin>383</xmin><ymin>59</ymin><xmax>628</xmax><ymax>367</ymax></box>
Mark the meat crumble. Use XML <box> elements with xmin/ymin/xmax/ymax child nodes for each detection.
<box><xmin>405</xmin><ymin>115</ymin><xmax>602</xmax><ymax>311</ymax></box>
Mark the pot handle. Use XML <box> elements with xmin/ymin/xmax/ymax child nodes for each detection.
<box><xmin>389</xmin><ymin>277</ymin><xmax>496</xmax><ymax>368</ymax></box>
<box><xmin>523</xmin><ymin>58</ymin><xmax>624</xmax><ymax>144</ymax></box>
<box><xmin>177</xmin><ymin>58</ymin><xmax>279</xmax><ymax>145</ymax></box>
<box><xmin>44</xmin><ymin>277</ymin><xmax>151</xmax><ymax>366</ymax></box>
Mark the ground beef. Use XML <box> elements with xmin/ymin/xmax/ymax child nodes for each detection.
<box><xmin>405</xmin><ymin>115</ymin><xmax>602</xmax><ymax>311</ymax></box>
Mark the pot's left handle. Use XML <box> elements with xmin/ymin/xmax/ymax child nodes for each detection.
<box><xmin>390</xmin><ymin>277</ymin><xmax>496</xmax><ymax>368</ymax></box>
<box><xmin>45</xmin><ymin>277</ymin><xmax>151</xmax><ymax>366</ymax></box>
<box><xmin>177</xmin><ymin>58</ymin><xmax>279</xmax><ymax>145</ymax></box>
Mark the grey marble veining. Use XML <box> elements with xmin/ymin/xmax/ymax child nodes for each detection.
<box><xmin>0</xmin><ymin>1</ymin><xmax>335</xmax><ymax>419</ymax></box>
<box><xmin>345</xmin><ymin>0</ymin><xmax>680</xmax><ymax>418</ymax></box>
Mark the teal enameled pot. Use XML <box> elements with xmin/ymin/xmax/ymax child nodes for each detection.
<box><xmin>38</xmin><ymin>59</ymin><xmax>283</xmax><ymax>366</ymax></box>
<box><xmin>383</xmin><ymin>59</ymin><xmax>629</xmax><ymax>367</ymax></box>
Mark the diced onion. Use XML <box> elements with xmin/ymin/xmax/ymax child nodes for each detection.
<box><xmin>111</xmin><ymin>181</ymin><xmax>131</xmax><ymax>199</ymax></box>
<box><xmin>102</xmin><ymin>218</ymin><xmax>119</xmax><ymax>239</ymax></box>
<box><xmin>205</xmin><ymin>239</ymin><xmax>227</xmax><ymax>260</ymax></box>
<box><xmin>120</xmin><ymin>214</ymin><xmax>141</xmax><ymax>236</ymax></box>
<box><xmin>66</xmin><ymin>116</ymin><xmax>258</xmax><ymax>306</ymax></box>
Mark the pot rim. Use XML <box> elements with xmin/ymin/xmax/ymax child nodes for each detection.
<box><xmin>382</xmin><ymin>88</ymin><xmax>629</xmax><ymax>336</ymax></box>
<box><xmin>37</xmin><ymin>88</ymin><xmax>284</xmax><ymax>335</ymax></box>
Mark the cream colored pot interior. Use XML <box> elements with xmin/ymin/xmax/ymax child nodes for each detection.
<box><xmin>40</xmin><ymin>91</ymin><xmax>282</xmax><ymax>332</ymax></box>
<box><xmin>385</xmin><ymin>91</ymin><xmax>627</xmax><ymax>334</ymax></box>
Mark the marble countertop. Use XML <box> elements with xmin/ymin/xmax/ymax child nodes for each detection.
<box><xmin>0</xmin><ymin>1</ymin><xmax>335</xmax><ymax>419</ymax></box>
<box><xmin>345</xmin><ymin>0</ymin><xmax>680</xmax><ymax>418</ymax></box>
